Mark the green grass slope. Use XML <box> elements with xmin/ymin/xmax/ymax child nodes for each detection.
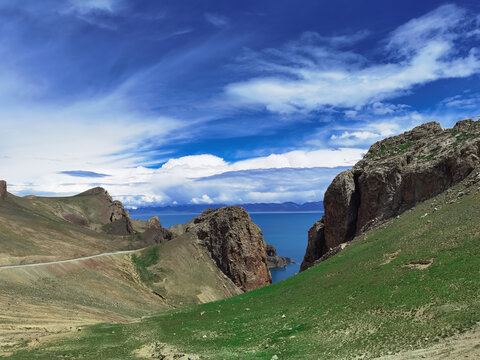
<box><xmin>10</xmin><ymin>182</ymin><xmax>480</xmax><ymax>359</ymax></box>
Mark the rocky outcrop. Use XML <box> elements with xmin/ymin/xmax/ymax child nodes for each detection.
<box><xmin>266</xmin><ymin>244</ymin><xmax>292</xmax><ymax>269</ymax></box>
<box><xmin>75</xmin><ymin>187</ymin><xmax>134</xmax><ymax>235</ymax></box>
<box><xmin>142</xmin><ymin>216</ymin><xmax>172</xmax><ymax>243</ymax></box>
<box><xmin>300</xmin><ymin>219</ymin><xmax>325</xmax><ymax>271</ymax></box>
<box><xmin>301</xmin><ymin>119</ymin><xmax>480</xmax><ymax>271</ymax></box>
<box><xmin>185</xmin><ymin>206</ymin><xmax>271</xmax><ymax>291</ymax></box>
<box><xmin>0</xmin><ymin>180</ymin><xmax>6</xmax><ymax>200</ymax></box>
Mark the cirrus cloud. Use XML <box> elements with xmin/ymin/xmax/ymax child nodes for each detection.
<box><xmin>225</xmin><ymin>4</ymin><xmax>480</xmax><ymax>114</ymax></box>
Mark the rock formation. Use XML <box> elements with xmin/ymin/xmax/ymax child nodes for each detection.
<box><xmin>301</xmin><ymin>119</ymin><xmax>480</xmax><ymax>271</ymax></box>
<box><xmin>300</xmin><ymin>219</ymin><xmax>325</xmax><ymax>271</ymax></box>
<box><xmin>266</xmin><ymin>244</ymin><xmax>292</xmax><ymax>269</ymax></box>
<box><xmin>185</xmin><ymin>206</ymin><xmax>272</xmax><ymax>291</ymax></box>
<box><xmin>75</xmin><ymin>187</ymin><xmax>134</xmax><ymax>235</ymax></box>
<box><xmin>0</xmin><ymin>180</ymin><xmax>6</xmax><ymax>200</ymax></box>
<box><xmin>142</xmin><ymin>216</ymin><xmax>172</xmax><ymax>243</ymax></box>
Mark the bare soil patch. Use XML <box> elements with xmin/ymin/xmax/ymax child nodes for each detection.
<box><xmin>134</xmin><ymin>342</ymin><xmax>200</xmax><ymax>359</ymax></box>
<box><xmin>382</xmin><ymin>250</ymin><xmax>401</xmax><ymax>265</ymax></box>
<box><xmin>405</xmin><ymin>258</ymin><xmax>435</xmax><ymax>270</ymax></box>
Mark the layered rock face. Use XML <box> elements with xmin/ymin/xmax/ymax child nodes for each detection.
<box><xmin>301</xmin><ymin>119</ymin><xmax>480</xmax><ymax>271</ymax></box>
<box><xmin>0</xmin><ymin>180</ymin><xmax>6</xmax><ymax>200</ymax></box>
<box><xmin>185</xmin><ymin>206</ymin><xmax>272</xmax><ymax>291</ymax></box>
<box><xmin>266</xmin><ymin>244</ymin><xmax>292</xmax><ymax>269</ymax></box>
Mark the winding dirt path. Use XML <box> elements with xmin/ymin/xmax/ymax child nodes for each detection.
<box><xmin>0</xmin><ymin>250</ymin><xmax>135</xmax><ymax>270</ymax></box>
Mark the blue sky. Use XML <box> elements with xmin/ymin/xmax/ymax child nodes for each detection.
<box><xmin>1</xmin><ymin>0</ymin><xmax>480</xmax><ymax>206</ymax></box>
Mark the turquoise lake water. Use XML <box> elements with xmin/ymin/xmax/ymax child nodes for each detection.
<box><xmin>128</xmin><ymin>211</ymin><xmax>324</xmax><ymax>283</ymax></box>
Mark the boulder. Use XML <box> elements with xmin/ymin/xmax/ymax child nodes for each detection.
<box><xmin>301</xmin><ymin>119</ymin><xmax>480</xmax><ymax>271</ymax></box>
<box><xmin>185</xmin><ymin>206</ymin><xmax>271</xmax><ymax>291</ymax></box>
<box><xmin>0</xmin><ymin>180</ymin><xmax>6</xmax><ymax>200</ymax></box>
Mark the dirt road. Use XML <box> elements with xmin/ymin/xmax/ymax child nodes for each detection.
<box><xmin>0</xmin><ymin>250</ymin><xmax>135</xmax><ymax>270</ymax></box>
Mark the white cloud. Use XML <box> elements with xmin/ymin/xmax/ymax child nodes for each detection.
<box><xmin>386</xmin><ymin>4</ymin><xmax>466</xmax><ymax>56</ymax></box>
<box><xmin>0</xmin><ymin>96</ymin><xmax>182</xmax><ymax>197</ymax></box>
<box><xmin>67</xmin><ymin>0</ymin><xmax>120</xmax><ymax>14</ymax></box>
<box><xmin>230</xmin><ymin>148</ymin><xmax>365</xmax><ymax>170</ymax></box>
<box><xmin>187</xmin><ymin>167</ymin><xmax>347</xmax><ymax>205</ymax></box>
<box><xmin>225</xmin><ymin>4</ymin><xmax>480</xmax><ymax>114</ymax></box>
<box><xmin>370</xmin><ymin>102</ymin><xmax>410</xmax><ymax>115</ymax></box>
<box><xmin>331</xmin><ymin>131</ymin><xmax>378</xmax><ymax>141</ymax></box>
<box><xmin>204</xmin><ymin>12</ymin><xmax>229</xmax><ymax>28</ymax></box>
<box><xmin>327</xmin><ymin>113</ymin><xmax>428</xmax><ymax>147</ymax></box>
<box><xmin>161</xmin><ymin>155</ymin><xmax>228</xmax><ymax>177</ymax></box>
<box><xmin>324</xmin><ymin>108</ymin><xmax>478</xmax><ymax>148</ymax></box>
<box><xmin>316</xmin><ymin>30</ymin><xmax>370</xmax><ymax>48</ymax></box>
<box><xmin>4</xmin><ymin>148</ymin><xmax>364</xmax><ymax>206</ymax></box>
<box><xmin>158</xmin><ymin>148</ymin><xmax>365</xmax><ymax>179</ymax></box>
<box><xmin>441</xmin><ymin>93</ymin><xmax>480</xmax><ymax>110</ymax></box>
<box><xmin>191</xmin><ymin>194</ymin><xmax>214</xmax><ymax>204</ymax></box>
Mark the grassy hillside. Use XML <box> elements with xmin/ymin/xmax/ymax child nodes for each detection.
<box><xmin>9</xmin><ymin>180</ymin><xmax>480</xmax><ymax>359</ymax></box>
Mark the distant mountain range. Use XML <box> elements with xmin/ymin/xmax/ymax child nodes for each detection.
<box><xmin>128</xmin><ymin>201</ymin><xmax>324</xmax><ymax>214</ymax></box>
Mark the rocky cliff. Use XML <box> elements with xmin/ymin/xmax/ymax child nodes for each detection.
<box><xmin>184</xmin><ymin>206</ymin><xmax>272</xmax><ymax>291</ymax></box>
<box><xmin>301</xmin><ymin>119</ymin><xmax>480</xmax><ymax>271</ymax></box>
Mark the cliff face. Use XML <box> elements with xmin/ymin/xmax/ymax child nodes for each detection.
<box><xmin>300</xmin><ymin>219</ymin><xmax>325</xmax><ymax>271</ymax></box>
<box><xmin>301</xmin><ymin>119</ymin><xmax>480</xmax><ymax>271</ymax></box>
<box><xmin>185</xmin><ymin>206</ymin><xmax>272</xmax><ymax>291</ymax></box>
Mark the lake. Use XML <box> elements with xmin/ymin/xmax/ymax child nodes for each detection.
<box><xmin>128</xmin><ymin>211</ymin><xmax>324</xmax><ymax>283</ymax></box>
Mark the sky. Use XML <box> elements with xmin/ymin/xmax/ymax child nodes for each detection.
<box><xmin>1</xmin><ymin>0</ymin><xmax>480</xmax><ymax>207</ymax></box>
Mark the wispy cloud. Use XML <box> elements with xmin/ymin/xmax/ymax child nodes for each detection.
<box><xmin>67</xmin><ymin>0</ymin><xmax>121</xmax><ymax>14</ymax></box>
<box><xmin>225</xmin><ymin>4</ymin><xmax>480</xmax><ymax>114</ymax></box>
<box><xmin>59</xmin><ymin>171</ymin><xmax>111</xmax><ymax>178</ymax></box>
<box><xmin>441</xmin><ymin>92</ymin><xmax>480</xmax><ymax>110</ymax></box>
<box><xmin>386</xmin><ymin>4</ymin><xmax>467</xmax><ymax>57</ymax></box>
<box><xmin>316</xmin><ymin>30</ymin><xmax>370</xmax><ymax>48</ymax></box>
<box><xmin>204</xmin><ymin>12</ymin><xmax>229</xmax><ymax>28</ymax></box>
